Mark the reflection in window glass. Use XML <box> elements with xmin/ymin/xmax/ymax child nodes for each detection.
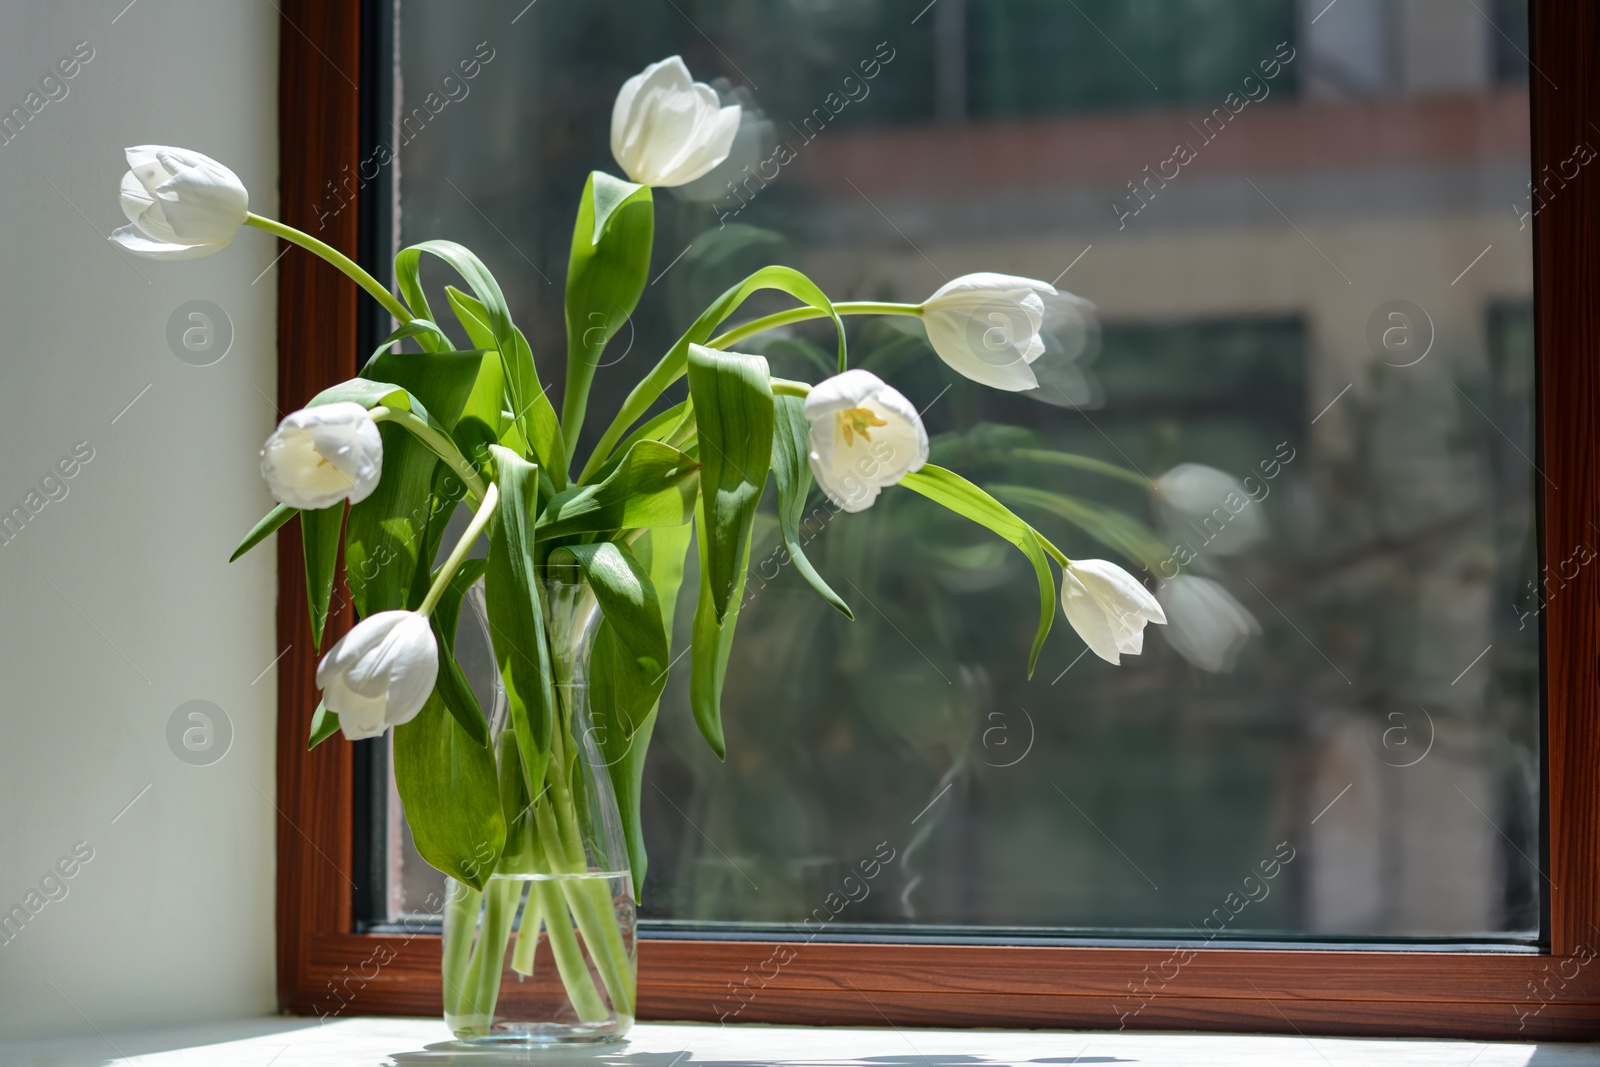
<box><xmin>384</xmin><ymin>0</ymin><xmax>1539</xmax><ymax>941</ymax></box>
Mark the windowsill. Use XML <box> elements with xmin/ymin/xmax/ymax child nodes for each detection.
<box><xmin>4</xmin><ymin>1017</ymin><xmax>1599</xmax><ymax>1066</ymax></box>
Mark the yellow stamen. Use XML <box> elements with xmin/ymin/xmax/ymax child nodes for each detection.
<box><xmin>836</xmin><ymin>406</ymin><xmax>888</xmax><ymax>447</ymax></box>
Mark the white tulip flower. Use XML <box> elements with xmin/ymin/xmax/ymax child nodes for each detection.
<box><xmin>317</xmin><ymin>611</ymin><xmax>440</xmax><ymax>740</ymax></box>
<box><xmin>1156</xmin><ymin>575</ymin><xmax>1261</xmax><ymax>673</ymax></box>
<box><xmin>921</xmin><ymin>273</ymin><xmax>1058</xmax><ymax>392</ymax></box>
<box><xmin>1061</xmin><ymin>559</ymin><xmax>1166</xmax><ymax>665</ymax></box>
<box><xmin>611</xmin><ymin>56</ymin><xmax>741</xmax><ymax>188</ymax></box>
<box><xmin>1155</xmin><ymin>463</ymin><xmax>1266</xmax><ymax>556</ymax></box>
<box><xmin>804</xmin><ymin>368</ymin><xmax>928</xmax><ymax>513</ymax></box>
<box><xmin>109</xmin><ymin>145</ymin><xmax>249</xmax><ymax>260</ymax></box>
<box><xmin>260</xmin><ymin>402</ymin><xmax>383</xmax><ymax>511</ymax></box>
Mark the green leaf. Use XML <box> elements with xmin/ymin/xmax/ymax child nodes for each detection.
<box><xmin>484</xmin><ymin>445</ymin><xmax>557</xmax><ymax>796</ymax></box>
<box><xmin>587</xmin><ymin>400</ymin><xmax>692</xmax><ymax>485</ymax></box>
<box><xmin>688</xmin><ymin>513</ymin><xmax>753</xmax><ymax>761</ymax></box>
<box><xmin>581</xmin><ymin>265</ymin><xmax>845</xmax><ymax>483</ymax></box>
<box><xmin>900</xmin><ymin>465</ymin><xmax>1059</xmax><ymax>677</ymax></box>
<box><xmin>230</xmin><ymin>503</ymin><xmax>294</xmax><ymax>562</ymax></box>
<box><xmin>301</xmin><ymin>503</ymin><xmax>344</xmax><ymax>652</ymax></box>
<box><xmin>495</xmin><ymin>731</ymin><xmax>537</xmax><ymax>872</ymax></box>
<box><xmin>369</xmin><ymin>318</ymin><xmax>454</xmax><ymax>360</ymax></box>
<box><xmin>536</xmin><ymin>440</ymin><xmax>700</xmax><ymax>539</ymax></box>
<box><xmin>770</xmin><ymin>396</ymin><xmax>851</xmax><ymax>619</ymax></box>
<box><xmin>396</xmin><ymin>242</ymin><xmax>557</xmax><ymax>481</ymax></box>
<box><xmin>563</xmin><ymin>172</ymin><xmax>653</xmax><ymax>459</ymax></box>
<box><xmin>364</xmin><ymin>346</ymin><xmax>487</xmax><ymax>434</ymax></box>
<box><xmin>393</xmin><ymin>690</ymin><xmax>506</xmax><ymax>890</ymax></box>
<box><xmin>687</xmin><ymin>343</ymin><xmax>774</xmax><ymax>622</ymax></box>
<box><xmin>428</xmin><ymin>556</ymin><xmax>490</xmax><ymax>748</ymax></box>
<box><xmin>445</xmin><ymin>285</ymin><xmax>567</xmax><ymax>486</ymax></box>
<box><xmin>306</xmin><ymin>377</ymin><xmax>412</xmax><ymax>412</ymax></box>
<box><xmin>549</xmin><ymin>541</ymin><xmax>669</xmax><ymax>742</ymax></box>
<box><xmin>607</xmin><ymin>523</ymin><xmax>693</xmax><ymax>893</ymax></box>
<box><xmin>343</xmin><ymin>385</ymin><xmax>449</xmax><ymax>617</ymax></box>
<box><xmin>307</xmin><ymin>701</ymin><xmax>340</xmax><ymax>750</ymax></box>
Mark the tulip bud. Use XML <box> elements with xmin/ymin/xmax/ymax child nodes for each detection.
<box><xmin>260</xmin><ymin>402</ymin><xmax>383</xmax><ymax>511</ymax></box>
<box><xmin>611</xmin><ymin>56</ymin><xmax>741</xmax><ymax>188</ymax></box>
<box><xmin>1060</xmin><ymin>559</ymin><xmax>1166</xmax><ymax>665</ymax></box>
<box><xmin>1156</xmin><ymin>575</ymin><xmax>1261</xmax><ymax>673</ymax></box>
<box><xmin>1154</xmin><ymin>464</ymin><xmax>1266</xmax><ymax>556</ymax></box>
<box><xmin>109</xmin><ymin>145</ymin><xmax>249</xmax><ymax>259</ymax></box>
<box><xmin>804</xmin><ymin>369</ymin><xmax>929</xmax><ymax>513</ymax></box>
<box><xmin>316</xmin><ymin>611</ymin><xmax>440</xmax><ymax>740</ymax></box>
<box><xmin>920</xmin><ymin>273</ymin><xmax>1058</xmax><ymax>391</ymax></box>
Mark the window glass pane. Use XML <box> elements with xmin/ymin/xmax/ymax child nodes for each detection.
<box><xmin>383</xmin><ymin>0</ymin><xmax>1539</xmax><ymax>942</ymax></box>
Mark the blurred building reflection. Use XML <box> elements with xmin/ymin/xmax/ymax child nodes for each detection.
<box><xmin>387</xmin><ymin>0</ymin><xmax>1539</xmax><ymax>941</ymax></box>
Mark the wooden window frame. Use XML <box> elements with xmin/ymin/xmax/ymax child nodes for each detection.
<box><xmin>272</xmin><ymin>0</ymin><xmax>1600</xmax><ymax>1039</ymax></box>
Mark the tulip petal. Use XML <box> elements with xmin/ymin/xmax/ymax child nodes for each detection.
<box><xmin>260</xmin><ymin>402</ymin><xmax>383</xmax><ymax>510</ymax></box>
<box><xmin>804</xmin><ymin>370</ymin><xmax>928</xmax><ymax>513</ymax></box>
<box><xmin>119</xmin><ymin>170</ymin><xmax>155</xmax><ymax>226</ymax></box>
<box><xmin>151</xmin><ymin>149</ymin><xmax>249</xmax><ymax>240</ymax></box>
<box><xmin>317</xmin><ymin>611</ymin><xmax>439</xmax><ymax>740</ymax></box>
<box><xmin>611</xmin><ymin>55</ymin><xmax>745</xmax><ymax>187</ymax></box>
<box><xmin>920</xmin><ymin>274</ymin><xmax>1058</xmax><ymax>392</ymax></box>
<box><xmin>109</xmin><ymin>225</ymin><xmax>226</xmax><ymax>260</ymax></box>
<box><xmin>1061</xmin><ymin>568</ymin><xmax>1125</xmax><ymax>664</ymax></box>
<box><xmin>1060</xmin><ymin>559</ymin><xmax>1166</xmax><ymax>665</ymax></box>
<box><xmin>661</xmin><ymin>102</ymin><xmax>741</xmax><ymax>186</ymax></box>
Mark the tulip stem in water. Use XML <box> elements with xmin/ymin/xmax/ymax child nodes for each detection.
<box><xmin>417</xmin><ymin>483</ymin><xmax>500</xmax><ymax>617</ymax></box>
<box><xmin>511</xmin><ymin>885</ymin><xmax>541</xmax><ymax>976</ymax></box>
<box><xmin>440</xmin><ymin>881</ymin><xmax>482</xmax><ymax>1019</ymax></box>
<box><xmin>244</xmin><ymin>213</ymin><xmax>414</xmax><ymax>325</ymax></box>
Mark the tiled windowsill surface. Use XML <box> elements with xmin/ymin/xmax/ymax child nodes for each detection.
<box><xmin>3</xmin><ymin>1018</ymin><xmax>1599</xmax><ymax>1067</ymax></box>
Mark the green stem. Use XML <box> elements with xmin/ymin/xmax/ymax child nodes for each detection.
<box><xmin>581</xmin><ymin>301</ymin><xmax>921</xmax><ymax>483</ymax></box>
<box><xmin>465</xmin><ymin>878</ymin><xmax>521</xmax><ymax>1029</ymax></box>
<box><xmin>440</xmin><ymin>881</ymin><xmax>482</xmax><ymax>1020</ymax></box>
<box><xmin>770</xmin><ymin>378</ymin><xmax>811</xmax><ymax>399</ymax></box>
<box><xmin>370</xmin><ymin>406</ymin><xmax>489</xmax><ymax>504</ymax></box>
<box><xmin>244</xmin><ymin>213</ymin><xmax>413</xmax><ymax>324</ymax></box>
<box><xmin>511</xmin><ymin>883</ymin><xmax>542</xmax><ymax>976</ymax></box>
<box><xmin>417</xmin><ymin>482</ymin><xmax>499</xmax><ymax>616</ymax></box>
<box><xmin>706</xmin><ymin>301</ymin><xmax>922</xmax><ymax>351</ymax></box>
<box><xmin>533</xmin><ymin>877</ymin><xmax>610</xmax><ymax>1024</ymax></box>
<box><xmin>532</xmin><ymin>692</ymin><xmax>635</xmax><ymax>1019</ymax></box>
<box><xmin>534</xmin><ymin>812</ymin><xmax>634</xmax><ymax>1020</ymax></box>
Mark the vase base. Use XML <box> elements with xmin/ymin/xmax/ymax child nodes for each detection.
<box><xmin>447</xmin><ymin>1017</ymin><xmax>633</xmax><ymax>1047</ymax></box>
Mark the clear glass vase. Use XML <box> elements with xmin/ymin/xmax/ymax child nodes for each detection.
<box><xmin>441</xmin><ymin>574</ymin><xmax>636</xmax><ymax>1046</ymax></box>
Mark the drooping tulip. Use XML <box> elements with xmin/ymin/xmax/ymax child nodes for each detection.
<box><xmin>1154</xmin><ymin>464</ymin><xmax>1267</xmax><ymax>556</ymax></box>
<box><xmin>316</xmin><ymin>611</ymin><xmax>439</xmax><ymax>740</ymax></box>
<box><xmin>803</xmin><ymin>368</ymin><xmax>928</xmax><ymax>513</ymax></box>
<box><xmin>259</xmin><ymin>402</ymin><xmax>383</xmax><ymax>511</ymax></box>
<box><xmin>1060</xmin><ymin>559</ymin><xmax>1166</xmax><ymax>665</ymax></box>
<box><xmin>1156</xmin><ymin>575</ymin><xmax>1261</xmax><ymax>673</ymax></box>
<box><xmin>109</xmin><ymin>145</ymin><xmax>249</xmax><ymax>259</ymax></box>
<box><xmin>920</xmin><ymin>273</ymin><xmax>1058</xmax><ymax>391</ymax></box>
<box><xmin>611</xmin><ymin>56</ymin><xmax>741</xmax><ymax>188</ymax></box>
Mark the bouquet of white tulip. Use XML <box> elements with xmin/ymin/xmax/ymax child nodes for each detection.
<box><xmin>120</xmin><ymin>55</ymin><xmax>1195</xmax><ymax>1045</ymax></box>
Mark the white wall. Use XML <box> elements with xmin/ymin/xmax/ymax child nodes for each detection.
<box><xmin>0</xmin><ymin>0</ymin><xmax>280</xmax><ymax>1039</ymax></box>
